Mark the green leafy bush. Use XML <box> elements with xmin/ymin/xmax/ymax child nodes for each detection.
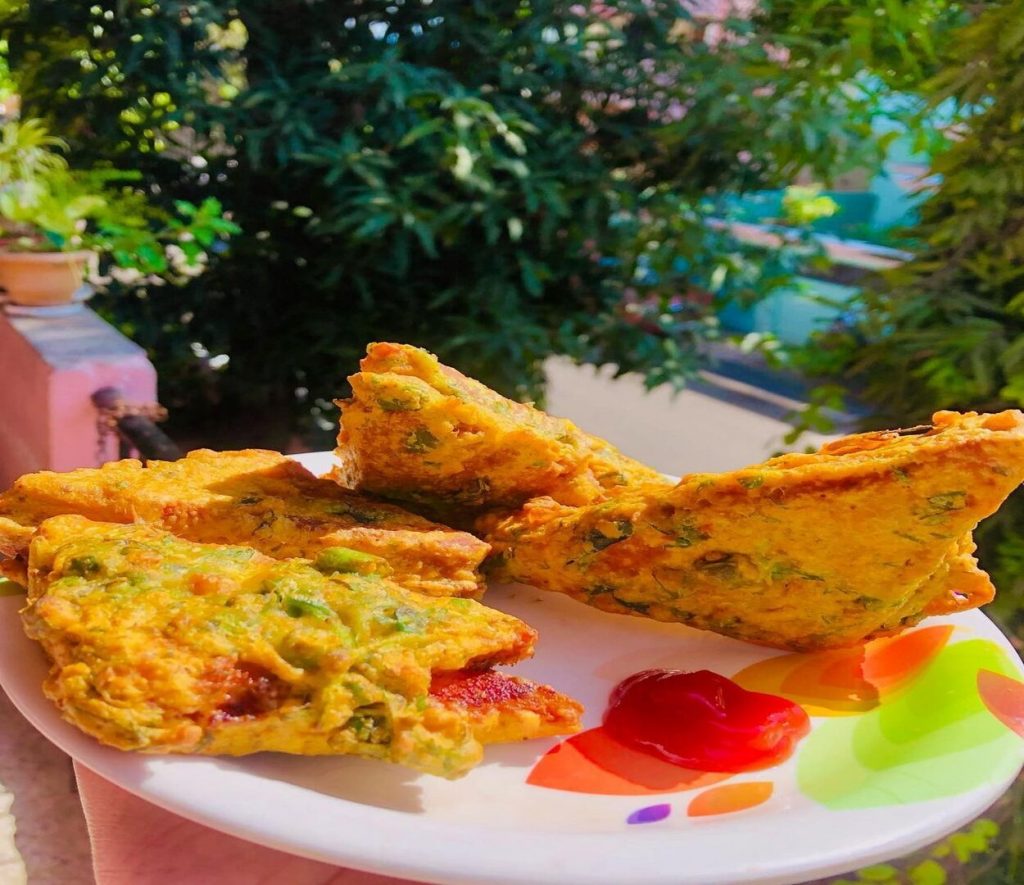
<box><xmin>4</xmin><ymin>0</ymin><xmax>889</xmax><ymax>441</ymax></box>
<box><xmin>776</xmin><ymin>2</ymin><xmax>1024</xmax><ymax>642</ymax></box>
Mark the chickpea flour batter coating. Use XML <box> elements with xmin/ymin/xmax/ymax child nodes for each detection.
<box><xmin>336</xmin><ymin>342</ymin><xmax>665</xmax><ymax>522</ymax></box>
<box><xmin>485</xmin><ymin>411</ymin><xmax>1024</xmax><ymax>651</ymax></box>
<box><xmin>0</xmin><ymin>448</ymin><xmax>490</xmax><ymax>598</ymax></box>
<box><xmin>22</xmin><ymin>517</ymin><xmax>581</xmax><ymax>778</ymax></box>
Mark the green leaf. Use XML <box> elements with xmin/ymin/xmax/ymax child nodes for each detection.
<box><xmin>398</xmin><ymin>118</ymin><xmax>445</xmax><ymax>148</ymax></box>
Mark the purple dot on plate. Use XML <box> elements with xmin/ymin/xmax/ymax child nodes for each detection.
<box><xmin>626</xmin><ymin>803</ymin><xmax>672</xmax><ymax>825</ymax></box>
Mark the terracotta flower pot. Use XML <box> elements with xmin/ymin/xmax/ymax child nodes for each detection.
<box><xmin>0</xmin><ymin>250</ymin><xmax>93</xmax><ymax>307</ymax></box>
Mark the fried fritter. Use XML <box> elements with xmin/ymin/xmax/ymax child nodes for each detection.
<box><xmin>22</xmin><ymin>516</ymin><xmax>581</xmax><ymax>778</ymax></box>
<box><xmin>485</xmin><ymin>411</ymin><xmax>1024</xmax><ymax>651</ymax></box>
<box><xmin>429</xmin><ymin>669</ymin><xmax>583</xmax><ymax>744</ymax></box>
<box><xmin>336</xmin><ymin>342</ymin><xmax>664</xmax><ymax>521</ymax></box>
<box><xmin>0</xmin><ymin>449</ymin><xmax>489</xmax><ymax>598</ymax></box>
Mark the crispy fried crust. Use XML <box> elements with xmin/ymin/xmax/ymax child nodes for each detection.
<box><xmin>23</xmin><ymin>516</ymin><xmax>579</xmax><ymax>778</ymax></box>
<box><xmin>0</xmin><ymin>449</ymin><xmax>490</xmax><ymax>598</ymax></box>
<box><xmin>0</xmin><ymin>550</ymin><xmax>26</xmax><ymax>587</ymax></box>
<box><xmin>486</xmin><ymin>411</ymin><xmax>1024</xmax><ymax>651</ymax></box>
<box><xmin>430</xmin><ymin>670</ymin><xmax>583</xmax><ymax>744</ymax></box>
<box><xmin>336</xmin><ymin>342</ymin><xmax>664</xmax><ymax>522</ymax></box>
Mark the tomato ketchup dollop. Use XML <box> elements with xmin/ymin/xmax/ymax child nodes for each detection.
<box><xmin>603</xmin><ymin>669</ymin><xmax>811</xmax><ymax>772</ymax></box>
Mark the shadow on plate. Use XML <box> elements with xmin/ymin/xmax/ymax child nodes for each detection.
<box><xmin>217</xmin><ymin>753</ymin><xmax>427</xmax><ymax>813</ymax></box>
<box><xmin>110</xmin><ymin>752</ymin><xmax>429</xmax><ymax>814</ymax></box>
<box><xmin>480</xmin><ymin>738</ymin><xmax>562</xmax><ymax>771</ymax></box>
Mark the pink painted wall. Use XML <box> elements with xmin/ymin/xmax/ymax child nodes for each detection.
<box><xmin>0</xmin><ymin>310</ymin><xmax>157</xmax><ymax>487</ymax></box>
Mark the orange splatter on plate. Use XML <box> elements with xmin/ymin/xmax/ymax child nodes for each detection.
<box><xmin>978</xmin><ymin>669</ymin><xmax>1024</xmax><ymax>737</ymax></box>
<box><xmin>687</xmin><ymin>782</ymin><xmax>774</xmax><ymax>817</ymax></box>
<box><xmin>862</xmin><ymin>625</ymin><xmax>954</xmax><ymax>695</ymax></box>
<box><xmin>732</xmin><ymin>625</ymin><xmax>953</xmax><ymax>716</ymax></box>
<box><xmin>527</xmin><ymin>727</ymin><xmax>729</xmax><ymax>796</ymax></box>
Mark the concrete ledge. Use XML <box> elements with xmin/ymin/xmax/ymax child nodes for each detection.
<box><xmin>543</xmin><ymin>357</ymin><xmax>834</xmax><ymax>476</ymax></box>
<box><xmin>0</xmin><ymin>309</ymin><xmax>157</xmax><ymax>486</ymax></box>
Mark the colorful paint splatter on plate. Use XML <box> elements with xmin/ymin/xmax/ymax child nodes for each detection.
<box><xmin>528</xmin><ymin>618</ymin><xmax>1024</xmax><ymax>829</ymax></box>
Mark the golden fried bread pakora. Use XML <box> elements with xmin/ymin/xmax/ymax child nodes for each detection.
<box><xmin>0</xmin><ymin>449</ymin><xmax>489</xmax><ymax>598</ymax></box>
<box><xmin>485</xmin><ymin>411</ymin><xmax>1024</xmax><ymax>651</ymax></box>
<box><xmin>22</xmin><ymin>516</ymin><xmax>581</xmax><ymax>777</ymax></box>
<box><xmin>336</xmin><ymin>342</ymin><xmax>664</xmax><ymax>521</ymax></box>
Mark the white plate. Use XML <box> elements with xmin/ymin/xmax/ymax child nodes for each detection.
<box><xmin>2</xmin><ymin>451</ymin><xmax>1023</xmax><ymax>885</ymax></box>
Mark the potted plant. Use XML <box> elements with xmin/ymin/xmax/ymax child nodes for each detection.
<box><xmin>0</xmin><ymin>189</ymin><xmax>102</xmax><ymax>307</ymax></box>
<box><xmin>0</xmin><ymin>118</ymin><xmax>238</xmax><ymax>307</ymax></box>
<box><xmin>0</xmin><ymin>118</ymin><xmax>90</xmax><ymax>305</ymax></box>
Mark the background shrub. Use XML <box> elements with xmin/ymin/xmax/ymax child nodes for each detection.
<box><xmin>778</xmin><ymin>0</ymin><xmax>1024</xmax><ymax>636</ymax></box>
<box><xmin>5</xmin><ymin>0</ymin><xmax>886</xmax><ymax>444</ymax></box>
